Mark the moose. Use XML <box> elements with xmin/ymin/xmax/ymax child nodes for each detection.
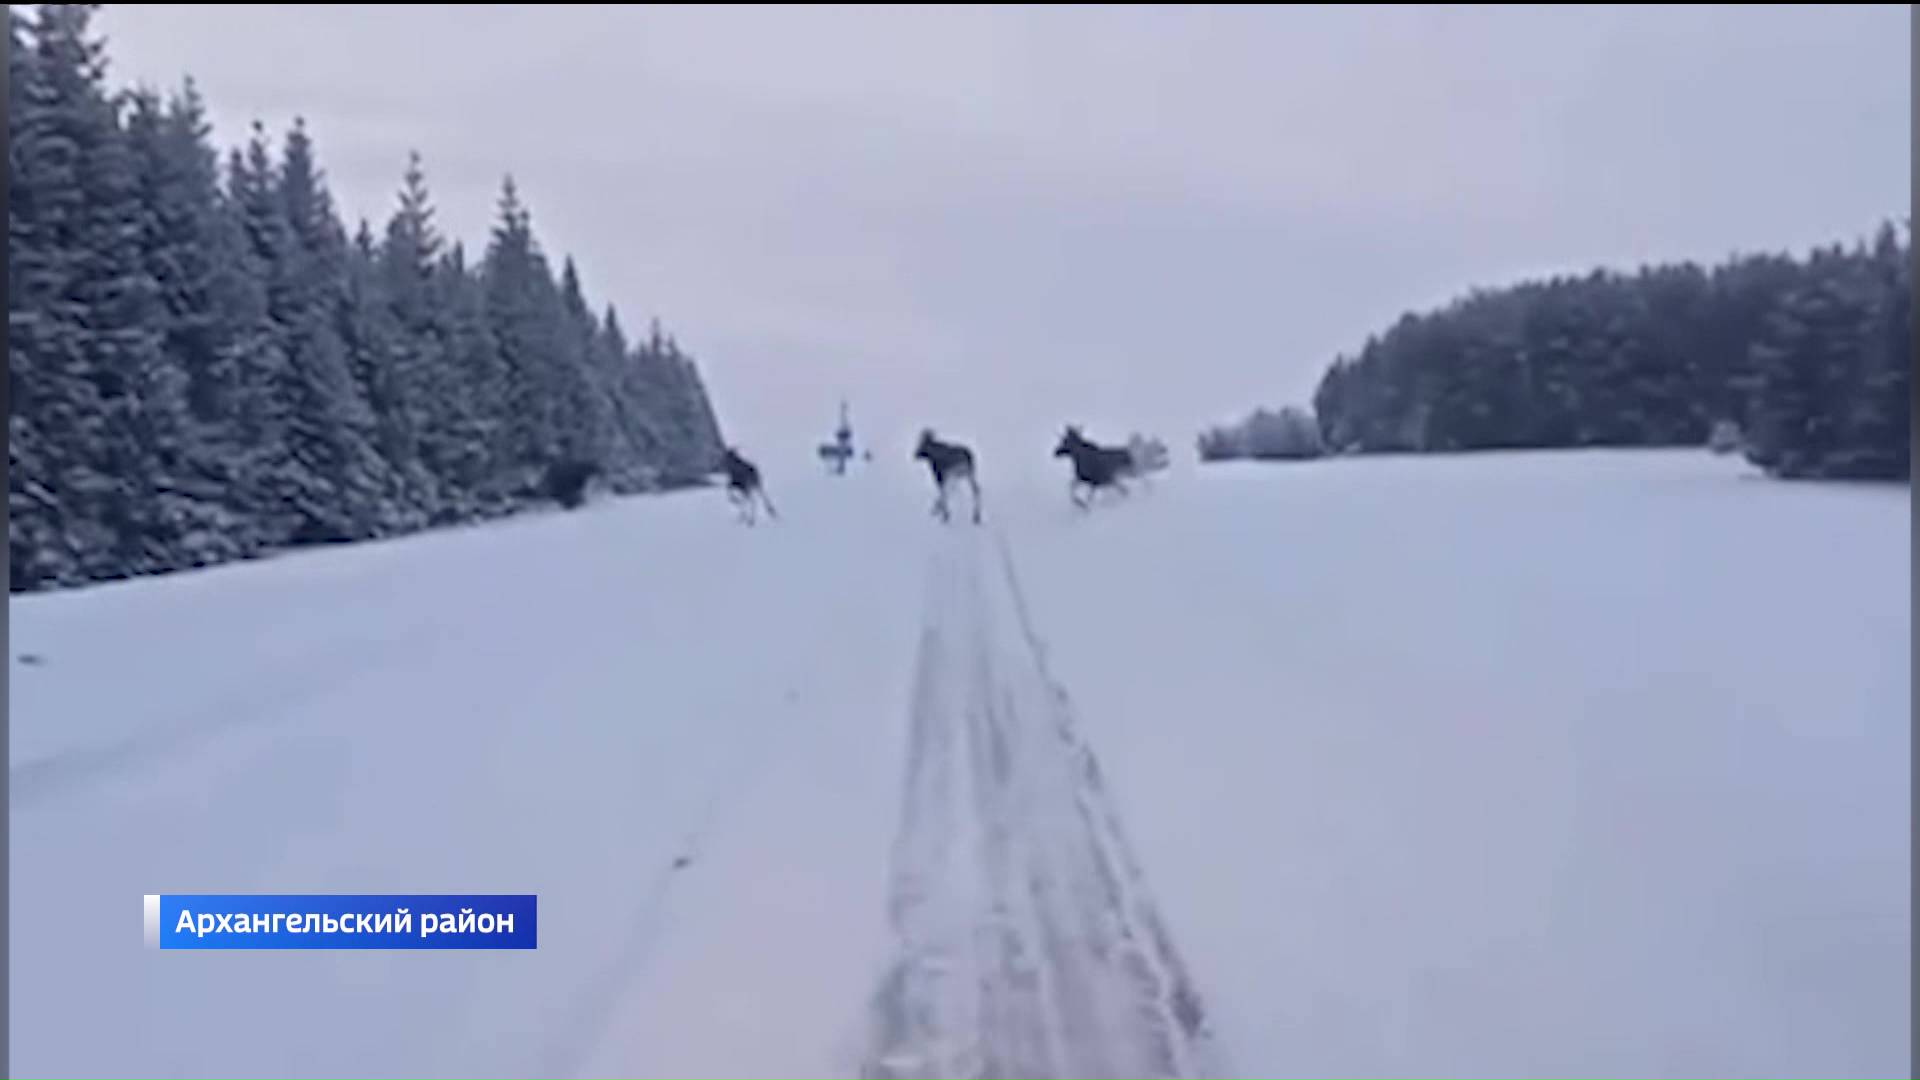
<box><xmin>1053</xmin><ymin>425</ymin><xmax>1136</xmax><ymax>510</ymax></box>
<box><xmin>913</xmin><ymin>429</ymin><xmax>982</xmax><ymax>524</ymax></box>
<box><xmin>719</xmin><ymin>446</ymin><xmax>779</xmax><ymax>525</ymax></box>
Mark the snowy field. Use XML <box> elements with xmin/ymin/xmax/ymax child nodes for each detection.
<box><xmin>9</xmin><ymin>448</ymin><xmax>1909</xmax><ymax>1078</ymax></box>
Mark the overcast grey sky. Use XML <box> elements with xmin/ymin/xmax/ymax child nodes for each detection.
<box><xmin>97</xmin><ymin>4</ymin><xmax>1910</xmax><ymax>459</ymax></box>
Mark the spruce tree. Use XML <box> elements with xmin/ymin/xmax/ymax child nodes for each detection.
<box><xmin>377</xmin><ymin>151</ymin><xmax>449</xmax><ymax>501</ymax></box>
<box><xmin>8</xmin><ymin>14</ymin><xmax>733</xmax><ymax>589</ymax></box>
<box><xmin>12</xmin><ymin>4</ymin><xmax>184</xmax><ymax>582</ymax></box>
<box><xmin>1744</xmin><ymin>248</ymin><xmax>1875</xmax><ymax>478</ymax></box>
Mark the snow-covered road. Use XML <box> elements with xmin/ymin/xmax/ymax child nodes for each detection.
<box><xmin>862</xmin><ymin>529</ymin><xmax>1216</xmax><ymax>1079</ymax></box>
<box><xmin>10</xmin><ymin>450</ymin><xmax>1909</xmax><ymax>1078</ymax></box>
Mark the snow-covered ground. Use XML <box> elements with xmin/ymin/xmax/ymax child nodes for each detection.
<box><xmin>10</xmin><ymin>448</ymin><xmax>1909</xmax><ymax>1078</ymax></box>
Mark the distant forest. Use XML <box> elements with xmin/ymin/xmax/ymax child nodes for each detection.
<box><xmin>1204</xmin><ymin>223</ymin><xmax>1911</xmax><ymax>482</ymax></box>
<box><xmin>9</xmin><ymin>5</ymin><xmax>726</xmax><ymax>593</ymax></box>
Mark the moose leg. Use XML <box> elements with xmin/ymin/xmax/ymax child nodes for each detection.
<box><xmin>758</xmin><ymin>486</ymin><xmax>779</xmax><ymax>521</ymax></box>
<box><xmin>967</xmin><ymin>473</ymin><xmax>982</xmax><ymax>524</ymax></box>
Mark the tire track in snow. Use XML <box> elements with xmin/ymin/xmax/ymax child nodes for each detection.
<box><xmin>539</xmin><ymin>684</ymin><xmax>812</xmax><ymax>1079</ymax></box>
<box><xmin>862</xmin><ymin>529</ymin><xmax>1220</xmax><ymax>1079</ymax></box>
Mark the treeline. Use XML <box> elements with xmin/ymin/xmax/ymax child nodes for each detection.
<box><xmin>9</xmin><ymin>5</ymin><xmax>725</xmax><ymax>593</ymax></box>
<box><xmin>1196</xmin><ymin>407</ymin><xmax>1323</xmax><ymax>462</ymax></box>
<box><xmin>1275</xmin><ymin>223</ymin><xmax>1908</xmax><ymax>480</ymax></box>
